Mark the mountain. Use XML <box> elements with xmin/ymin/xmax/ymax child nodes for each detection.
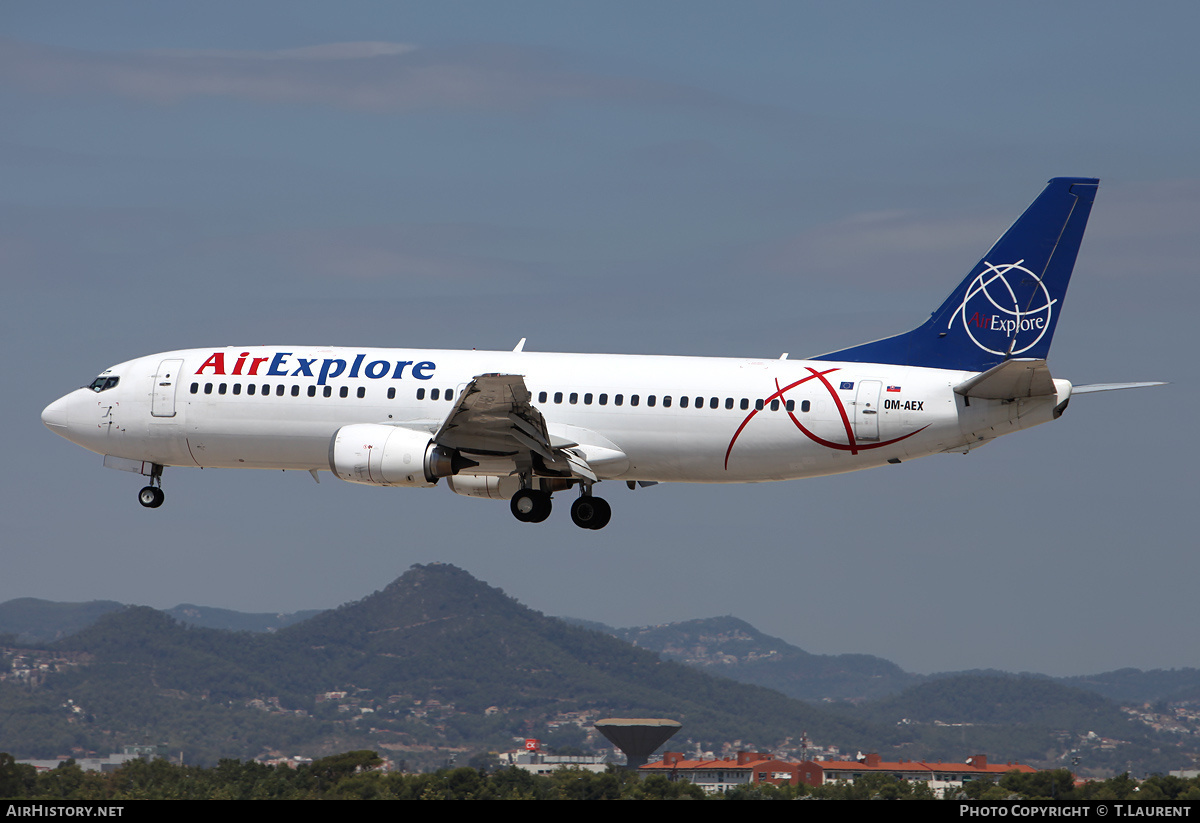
<box><xmin>2</xmin><ymin>565</ymin><xmax>1195</xmax><ymax>774</ymax></box>
<box><xmin>0</xmin><ymin>598</ymin><xmax>125</xmax><ymax>646</ymax></box>
<box><xmin>164</xmin><ymin>604</ymin><xmax>322</xmax><ymax>633</ymax></box>
<box><xmin>5</xmin><ymin>565</ymin><xmax>865</xmax><ymax>765</ymax></box>
<box><xmin>1060</xmin><ymin>668</ymin><xmax>1200</xmax><ymax>705</ymax></box>
<box><xmin>0</xmin><ymin>597</ymin><xmax>319</xmax><ymax>645</ymax></box>
<box><xmin>599</xmin><ymin>615</ymin><xmax>921</xmax><ymax>701</ymax></box>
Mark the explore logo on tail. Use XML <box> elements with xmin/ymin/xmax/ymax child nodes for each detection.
<box><xmin>953</xmin><ymin>261</ymin><xmax>1056</xmax><ymax>356</ymax></box>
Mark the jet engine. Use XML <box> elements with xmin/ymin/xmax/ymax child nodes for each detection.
<box><xmin>329</xmin><ymin>423</ymin><xmax>464</xmax><ymax>487</ymax></box>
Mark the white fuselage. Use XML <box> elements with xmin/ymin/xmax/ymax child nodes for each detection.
<box><xmin>43</xmin><ymin>345</ymin><xmax>1070</xmax><ymax>485</ymax></box>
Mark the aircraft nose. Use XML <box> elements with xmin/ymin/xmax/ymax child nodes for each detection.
<box><xmin>42</xmin><ymin>395</ymin><xmax>71</xmax><ymax>432</ymax></box>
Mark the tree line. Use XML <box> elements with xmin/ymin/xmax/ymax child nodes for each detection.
<box><xmin>4</xmin><ymin>750</ymin><xmax>1200</xmax><ymax>800</ymax></box>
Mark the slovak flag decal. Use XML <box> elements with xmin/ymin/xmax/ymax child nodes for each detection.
<box><xmin>887</xmin><ymin>385</ymin><xmax>901</xmax><ymax>392</ymax></box>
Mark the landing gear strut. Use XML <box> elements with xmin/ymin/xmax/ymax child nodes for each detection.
<box><xmin>138</xmin><ymin>465</ymin><xmax>165</xmax><ymax>509</ymax></box>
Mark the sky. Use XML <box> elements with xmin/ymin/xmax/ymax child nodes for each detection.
<box><xmin>3</xmin><ymin>1</ymin><xmax>1196</xmax><ymax>679</ymax></box>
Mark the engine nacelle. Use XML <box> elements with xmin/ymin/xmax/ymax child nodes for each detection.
<box><xmin>330</xmin><ymin>424</ymin><xmax>444</xmax><ymax>487</ymax></box>
<box><xmin>446</xmin><ymin>475</ymin><xmax>523</xmax><ymax>500</ymax></box>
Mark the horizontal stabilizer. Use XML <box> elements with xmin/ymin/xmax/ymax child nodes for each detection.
<box><xmin>1072</xmin><ymin>381</ymin><xmax>1167</xmax><ymax>395</ymax></box>
<box><xmin>954</xmin><ymin>358</ymin><xmax>1056</xmax><ymax>400</ymax></box>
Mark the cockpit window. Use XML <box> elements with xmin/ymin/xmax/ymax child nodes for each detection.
<box><xmin>88</xmin><ymin>376</ymin><xmax>119</xmax><ymax>393</ymax></box>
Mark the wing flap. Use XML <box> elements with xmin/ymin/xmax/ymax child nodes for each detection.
<box><xmin>432</xmin><ymin>373</ymin><xmax>602</xmax><ymax>482</ymax></box>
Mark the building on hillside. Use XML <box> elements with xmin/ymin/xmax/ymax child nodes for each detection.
<box><xmin>640</xmin><ymin>751</ymin><xmax>803</xmax><ymax>793</ymax></box>
<box><xmin>812</xmin><ymin>752</ymin><xmax>1036</xmax><ymax>794</ymax></box>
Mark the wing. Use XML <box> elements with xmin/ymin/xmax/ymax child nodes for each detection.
<box><xmin>433</xmin><ymin>374</ymin><xmax>597</xmax><ymax>481</ymax></box>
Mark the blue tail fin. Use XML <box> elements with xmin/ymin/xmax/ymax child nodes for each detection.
<box><xmin>813</xmin><ymin>177</ymin><xmax>1099</xmax><ymax>372</ymax></box>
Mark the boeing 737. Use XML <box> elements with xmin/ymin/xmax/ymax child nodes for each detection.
<box><xmin>41</xmin><ymin>177</ymin><xmax>1162</xmax><ymax>529</ymax></box>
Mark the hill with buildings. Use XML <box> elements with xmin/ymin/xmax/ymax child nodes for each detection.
<box><xmin>1</xmin><ymin>564</ymin><xmax>867</xmax><ymax>767</ymax></box>
<box><xmin>1</xmin><ymin>564</ymin><xmax>1195</xmax><ymax>775</ymax></box>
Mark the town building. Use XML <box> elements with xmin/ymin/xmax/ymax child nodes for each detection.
<box><xmin>805</xmin><ymin>753</ymin><xmax>1035</xmax><ymax>795</ymax></box>
<box><xmin>501</xmin><ymin>738</ymin><xmax>615</xmax><ymax>775</ymax></box>
<box><xmin>640</xmin><ymin>751</ymin><xmax>803</xmax><ymax>793</ymax></box>
<box><xmin>642</xmin><ymin>751</ymin><xmax>1036</xmax><ymax>795</ymax></box>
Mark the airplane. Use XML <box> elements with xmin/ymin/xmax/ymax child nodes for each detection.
<box><xmin>41</xmin><ymin>177</ymin><xmax>1163</xmax><ymax>530</ymax></box>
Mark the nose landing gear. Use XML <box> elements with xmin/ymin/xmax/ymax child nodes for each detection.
<box><xmin>138</xmin><ymin>486</ymin><xmax>164</xmax><ymax>508</ymax></box>
<box><xmin>137</xmin><ymin>464</ymin><xmax>165</xmax><ymax>508</ymax></box>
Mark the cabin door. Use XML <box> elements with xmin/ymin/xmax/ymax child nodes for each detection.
<box><xmin>854</xmin><ymin>380</ymin><xmax>882</xmax><ymax>442</ymax></box>
<box><xmin>151</xmin><ymin>359</ymin><xmax>184</xmax><ymax>418</ymax></box>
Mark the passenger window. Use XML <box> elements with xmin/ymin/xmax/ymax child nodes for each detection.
<box><xmin>190</xmin><ymin>383</ymin><xmax>198</xmax><ymax>394</ymax></box>
<box><xmin>663</xmin><ymin>396</ymin><xmax>672</xmax><ymax>408</ymax></box>
<box><xmin>417</xmin><ymin>388</ymin><xmax>425</xmax><ymax>400</ymax></box>
<box><xmin>308</xmin><ymin>386</ymin><xmax>317</xmax><ymax>397</ymax></box>
<box><xmin>695</xmin><ymin>396</ymin><xmax>703</xmax><ymax>409</ymax></box>
<box><xmin>261</xmin><ymin>384</ymin><xmax>269</xmax><ymax>395</ymax></box>
<box><xmin>755</xmin><ymin>399</ymin><xmax>764</xmax><ymax>410</ymax></box>
<box><xmin>710</xmin><ymin>397</ymin><xmax>718</xmax><ymax>409</ymax></box>
<box><xmin>614</xmin><ymin>394</ymin><xmax>623</xmax><ymax>406</ymax></box>
<box><xmin>801</xmin><ymin>400</ymin><xmax>810</xmax><ymax>413</ymax></box>
<box><xmin>647</xmin><ymin>395</ymin><xmax>656</xmax><ymax>407</ymax></box>
<box><xmin>786</xmin><ymin>399</ymin><xmax>794</xmax><ymax>412</ymax></box>
<box><xmin>554</xmin><ymin>392</ymin><xmax>563</xmax><ymax>404</ymax></box>
<box><xmin>741</xmin><ymin>398</ymin><xmax>749</xmax><ymax>410</ymax></box>
<box><xmin>218</xmin><ymin>383</ymin><xmax>227</xmax><ymax>395</ymax></box>
<box><xmin>431</xmin><ymin>388</ymin><xmax>440</xmax><ymax>401</ymax></box>
<box><xmin>388</xmin><ymin>387</ymin><xmax>396</xmax><ymax>400</ymax></box>
<box><xmin>204</xmin><ymin>383</ymin><xmax>213</xmax><ymax>395</ymax></box>
<box><xmin>339</xmin><ymin>386</ymin><xmax>349</xmax><ymax>398</ymax></box>
<box><xmin>599</xmin><ymin>393</ymin><xmax>608</xmax><ymax>406</ymax></box>
<box><xmin>292</xmin><ymin>385</ymin><xmax>300</xmax><ymax>397</ymax></box>
<box><xmin>357</xmin><ymin>387</ymin><xmax>366</xmax><ymax>399</ymax></box>
<box><xmin>584</xmin><ymin>393</ymin><xmax>593</xmax><ymax>405</ymax></box>
<box><xmin>277</xmin><ymin>385</ymin><xmax>285</xmax><ymax>397</ymax></box>
<box><xmin>631</xmin><ymin>394</ymin><xmax>640</xmax><ymax>406</ymax></box>
<box><xmin>569</xmin><ymin>392</ymin><xmax>578</xmax><ymax>404</ymax></box>
<box><xmin>680</xmin><ymin>396</ymin><xmax>689</xmax><ymax>408</ymax></box>
<box><xmin>725</xmin><ymin>398</ymin><xmax>733</xmax><ymax>410</ymax></box>
<box><xmin>233</xmin><ymin>384</ymin><xmax>242</xmax><ymax>395</ymax></box>
<box><xmin>539</xmin><ymin>391</ymin><xmax>548</xmax><ymax>403</ymax></box>
<box><xmin>323</xmin><ymin>386</ymin><xmax>332</xmax><ymax>398</ymax></box>
<box><xmin>770</xmin><ymin>399</ymin><xmax>780</xmax><ymax>411</ymax></box>
<box><xmin>445</xmin><ymin>389</ymin><xmax>453</xmax><ymax>401</ymax></box>
<box><xmin>247</xmin><ymin>384</ymin><xmax>256</xmax><ymax>396</ymax></box>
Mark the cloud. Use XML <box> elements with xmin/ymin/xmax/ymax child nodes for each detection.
<box><xmin>1084</xmin><ymin>178</ymin><xmax>1200</xmax><ymax>280</ymax></box>
<box><xmin>748</xmin><ymin>208</ymin><xmax>1000</xmax><ymax>291</ymax></box>
<box><xmin>248</xmin><ymin>223</ymin><xmax>547</xmax><ymax>287</ymax></box>
<box><xmin>0</xmin><ymin>38</ymin><xmax>732</xmax><ymax>113</ymax></box>
<box><xmin>745</xmin><ymin>177</ymin><xmax>1200</xmax><ymax>293</ymax></box>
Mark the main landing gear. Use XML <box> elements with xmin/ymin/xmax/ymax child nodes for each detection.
<box><xmin>509</xmin><ymin>481</ymin><xmax>611</xmax><ymax>530</ymax></box>
<box><xmin>138</xmin><ymin>465</ymin><xmax>165</xmax><ymax>509</ymax></box>
<box><xmin>570</xmin><ymin>495</ymin><xmax>611</xmax><ymax>530</ymax></box>
<box><xmin>510</xmin><ymin>488</ymin><xmax>552</xmax><ymax>523</ymax></box>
